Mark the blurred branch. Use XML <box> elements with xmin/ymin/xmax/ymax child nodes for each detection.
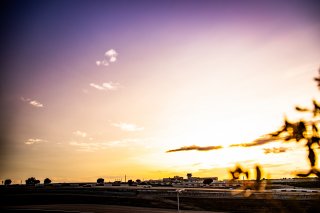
<box><xmin>257</xmin><ymin>69</ymin><xmax>320</xmax><ymax>179</ymax></box>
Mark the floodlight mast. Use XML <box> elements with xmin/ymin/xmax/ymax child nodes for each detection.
<box><xmin>176</xmin><ymin>189</ymin><xmax>185</xmax><ymax>212</ymax></box>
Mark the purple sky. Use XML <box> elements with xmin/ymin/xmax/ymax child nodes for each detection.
<box><xmin>1</xmin><ymin>0</ymin><xmax>320</xmax><ymax>182</ymax></box>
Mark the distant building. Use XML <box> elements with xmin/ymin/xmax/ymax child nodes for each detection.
<box><xmin>163</xmin><ymin>173</ymin><xmax>218</xmax><ymax>184</ymax></box>
<box><xmin>187</xmin><ymin>173</ymin><xmax>192</xmax><ymax>180</ymax></box>
<box><xmin>186</xmin><ymin>173</ymin><xmax>218</xmax><ymax>183</ymax></box>
<box><xmin>163</xmin><ymin>175</ymin><xmax>183</xmax><ymax>183</ymax></box>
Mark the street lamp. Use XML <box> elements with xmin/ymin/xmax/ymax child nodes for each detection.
<box><xmin>176</xmin><ymin>189</ymin><xmax>185</xmax><ymax>212</ymax></box>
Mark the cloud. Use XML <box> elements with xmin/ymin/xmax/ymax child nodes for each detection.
<box><xmin>112</xmin><ymin>122</ymin><xmax>144</xmax><ymax>132</ymax></box>
<box><xmin>25</xmin><ymin>138</ymin><xmax>47</xmax><ymax>145</ymax></box>
<box><xmin>109</xmin><ymin>56</ymin><xmax>117</xmax><ymax>62</ymax></box>
<box><xmin>166</xmin><ymin>145</ymin><xmax>223</xmax><ymax>153</ymax></box>
<box><xmin>29</xmin><ymin>100</ymin><xmax>44</xmax><ymax>108</ymax></box>
<box><xmin>21</xmin><ymin>97</ymin><xmax>44</xmax><ymax>108</ymax></box>
<box><xmin>263</xmin><ymin>147</ymin><xmax>289</xmax><ymax>154</ymax></box>
<box><xmin>102</xmin><ymin>82</ymin><xmax>119</xmax><ymax>90</ymax></box>
<box><xmin>89</xmin><ymin>83</ymin><xmax>105</xmax><ymax>90</ymax></box>
<box><xmin>69</xmin><ymin>138</ymin><xmax>141</xmax><ymax>152</ymax></box>
<box><xmin>89</xmin><ymin>82</ymin><xmax>120</xmax><ymax>91</ymax></box>
<box><xmin>73</xmin><ymin>130</ymin><xmax>87</xmax><ymax>138</ymax></box>
<box><xmin>96</xmin><ymin>60</ymin><xmax>109</xmax><ymax>67</ymax></box>
<box><xmin>105</xmin><ymin>49</ymin><xmax>118</xmax><ymax>58</ymax></box>
<box><xmin>230</xmin><ymin>137</ymin><xmax>276</xmax><ymax>147</ymax></box>
<box><xmin>96</xmin><ymin>49</ymin><xmax>118</xmax><ymax>67</ymax></box>
<box><xmin>21</xmin><ymin>97</ymin><xmax>31</xmax><ymax>102</ymax></box>
<box><xmin>69</xmin><ymin>141</ymin><xmax>100</xmax><ymax>152</ymax></box>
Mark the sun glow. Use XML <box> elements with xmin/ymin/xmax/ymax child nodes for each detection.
<box><xmin>1</xmin><ymin>0</ymin><xmax>319</xmax><ymax>182</ymax></box>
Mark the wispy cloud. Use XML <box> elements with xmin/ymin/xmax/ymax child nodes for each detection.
<box><xmin>263</xmin><ymin>147</ymin><xmax>289</xmax><ymax>154</ymax></box>
<box><xmin>105</xmin><ymin>49</ymin><xmax>118</xmax><ymax>62</ymax></box>
<box><xmin>102</xmin><ymin>82</ymin><xmax>119</xmax><ymax>90</ymax></box>
<box><xmin>89</xmin><ymin>82</ymin><xmax>120</xmax><ymax>91</ymax></box>
<box><xmin>29</xmin><ymin>101</ymin><xmax>43</xmax><ymax>108</ymax></box>
<box><xmin>166</xmin><ymin>145</ymin><xmax>223</xmax><ymax>153</ymax></box>
<box><xmin>25</xmin><ymin>138</ymin><xmax>47</xmax><ymax>145</ymax></box>
<box><xmin>73</xmin><ymin>130</ymin><xmax>87</xmax><ymax>138</ymax></box>
<box><xmin>69</xmin><ymin>138</ymin><xmax>140</xmax><ymax>152</ymax></box>
<box><xmin>96</xmin><ymin>60</ymin><xmax>109</xmax><ymax>66</ymax></box>
<box><xmin>21</xmin><ymin>97</ymin><xmax>44</xmax><ymax>108</ymax></box>
<box><xmin>112</xmin><ymin>122</ymin><xmax>144</xmax><ymax>132</ymax></box>
<box><xmin>69</xmin><ymin>141</ymin><xmax>100</xmax><ymax>152</ymax></box>
<box><xmin>96</xmin><ymin>49</ymin><xmax>118</xmax><ymax>67</ymax></box>
<box><xmin>89</xmin><ymin>83</ymin><xmax>105</xmax><ymax>90</ymax></box>
<box><xmin>230</xmin><ymin>137</ymin><xmax>276</xmax><ymax>147</ymax></box>
<box><xmin>21</xmin><ymin>97</ymin><xmax>31</xmax><ymax>102</ymax></box>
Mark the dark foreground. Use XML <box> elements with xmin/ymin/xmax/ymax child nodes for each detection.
<box><xmin>1</xmin><ymin>186</ymin><xmax>319</xmax><ymax>212</ymax></box>
<box><xmin>2</xmin><ymin>204</ymin><xmax>218</xmax><ymax>213</ymax></box>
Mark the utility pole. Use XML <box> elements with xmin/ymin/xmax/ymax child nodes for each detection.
<box><xmin>125</xmin><ymin>175</ymin><xmax>126</xmax><ymax>183</ymax></box>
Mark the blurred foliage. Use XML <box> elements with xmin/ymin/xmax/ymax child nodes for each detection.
<box><xmin>230</xmin><ymin>165</ymin><xmax>249</xmax><ymax>180</ymax></box>
<box><xmin>228</xmin><ymin>68</ymin><xmax>320</xmax><ymax>197</ymax></box>
<box><xmin>265</xmin><ymin>69</ymin><xmax>320</xmax><ymax>178</ymax></box>
<box><xmin>229</xmin><ymin>164</ymin><xmax>266</xmax><ymax>197</ymax></box>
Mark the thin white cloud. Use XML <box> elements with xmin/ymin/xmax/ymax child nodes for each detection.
<box><xmin>102</xmin><ymin>82</ymin><xmax>119</xmax><ymax>90</ymax></box>
<box><xmin>96</xmin><ymin>60</ymin><xmax>109</xmax><ymax>66</ymax></box>
<box><xmin>29</xmin><ymin>100</ymin><xmax>44</xmax><ymax>108</ymax></box>
<box><xmin>89</xmin><ymin>82</ymin><xmax>120</xmax><ymax>91</ymax></box>
<box><xmin>105</xmin><ymin>49</ymin><xmax>118</xmax><ymax>58</ymax></box>
<box><xmin>69</xmin><ymin>138</ymin><xmax>142</xmax><ymax>152</ymax></box>
<box><xmin>21</xmin><ymin>97</ymin><xmax>44</xmax><ymax>108</ymax></box>
<box><xmin>96</xmin><ymin>49</ymin><xmax>118</xmax><ymax>67</ymax></box>
<box><xmin>109</xmin><ymin>56</ymin><xmax>117</xmax><ymax>62</ymax></box>
<box><xmin>69</xmin><ymin>141</ymin><xmax>100</xmax><ymax>152</ymax></box>
<box><xmin>96</xmin><ymin>61</ymin><xmax>101</xmax><ymax>66</ymax></box>
<box><xmin>89</xmin><ymin>83</ymin><xmax>105</xmax><ymax>90</ymax></box>
<box><xmin>25</xmin><ymin>138</ymin><xmax>47</xmax><ymax>145</ymax></box>
<box><xmin>73</xmin><ymin>130</ymin><xmax>87</xmax><ymax>138</ymax></box>
<box><xmin>112</xmin><ymin>122</ymin><xmax>144</xmax><ymax>132</ymax></box>
<box><xmin>21</xmin><ymin>97</ymin><xmax>31</xmax><ymax>102</ymax></box>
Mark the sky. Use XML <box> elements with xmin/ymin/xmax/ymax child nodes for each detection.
<box><xmin>1</xmin><ymin>0</ymin><xmax>320</xmax><ymax>183</ymax></box>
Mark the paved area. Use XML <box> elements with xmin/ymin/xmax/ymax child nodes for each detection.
<box><xmin>5</xmin><ymin>204</ymin><xmax>224</xmax><ymax>213</ymax></box>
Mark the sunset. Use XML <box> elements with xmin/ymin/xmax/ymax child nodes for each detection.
<box><xmin>1</xmin><ymin>0</ymin><xmax>320</xmax><ymax>188</ymax></box>
<box><xmin>1</xmin><ymin>1</ymin><xmax>320</xmax><ymax>212</ymax></box>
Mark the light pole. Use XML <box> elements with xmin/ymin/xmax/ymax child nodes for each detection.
<box><xmin>176</xmin><ymin>189</ymin><xmax>185</xmax><ymax>212</ymax></box>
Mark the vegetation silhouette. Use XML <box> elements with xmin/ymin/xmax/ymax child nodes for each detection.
<box><xmin>128</xmin><ymin>179</ymin><xmax>134</xmax><ymax>186</ymax></box>
<box><xmin>4</xmin><ymin>179</ymin><xmax>12</xmax><ymax>186</ymax></box>
<box><xmin>255</xmin><ymin>69</ymin><xmax>320</xmax><ymax>178</ymax></box>
<box><xmin>227</xmin><ymin>68</ymin><xmax>320</xmax><ymax>198</ymax></box>
<box><xmin>25</xmin><ymin>177</ymin><xmax>40</xmax><ymax>185</ymax></box>
<box><xmin>203</xmin><ymin>178</ymin><xmax>214</xmax><ymax>185</ymax></box>
<box><xmin>44</xmin><ymin>178</ymin><xmax>51</xmax><ymax>185</ymax></box>
<box><xmin>229</xmin><ymin>164</ymin><xmax>265</xmax><ymax>197</ymax></box>
<box><xmin>96</xmin><ymin>178</ymin><xmax>104</xmax><ymax>186</ymax></box>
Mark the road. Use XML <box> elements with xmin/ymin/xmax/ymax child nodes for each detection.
<box><xmin>4</xmin><ymin>204</ymin><xmax>223</xmax><ymax>213</ymax></box>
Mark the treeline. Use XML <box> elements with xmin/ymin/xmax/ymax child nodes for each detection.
<box><xmin>2</xmin><ymin>177</ymin><xmax>52</xmax><ymax>186</ymax></box>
